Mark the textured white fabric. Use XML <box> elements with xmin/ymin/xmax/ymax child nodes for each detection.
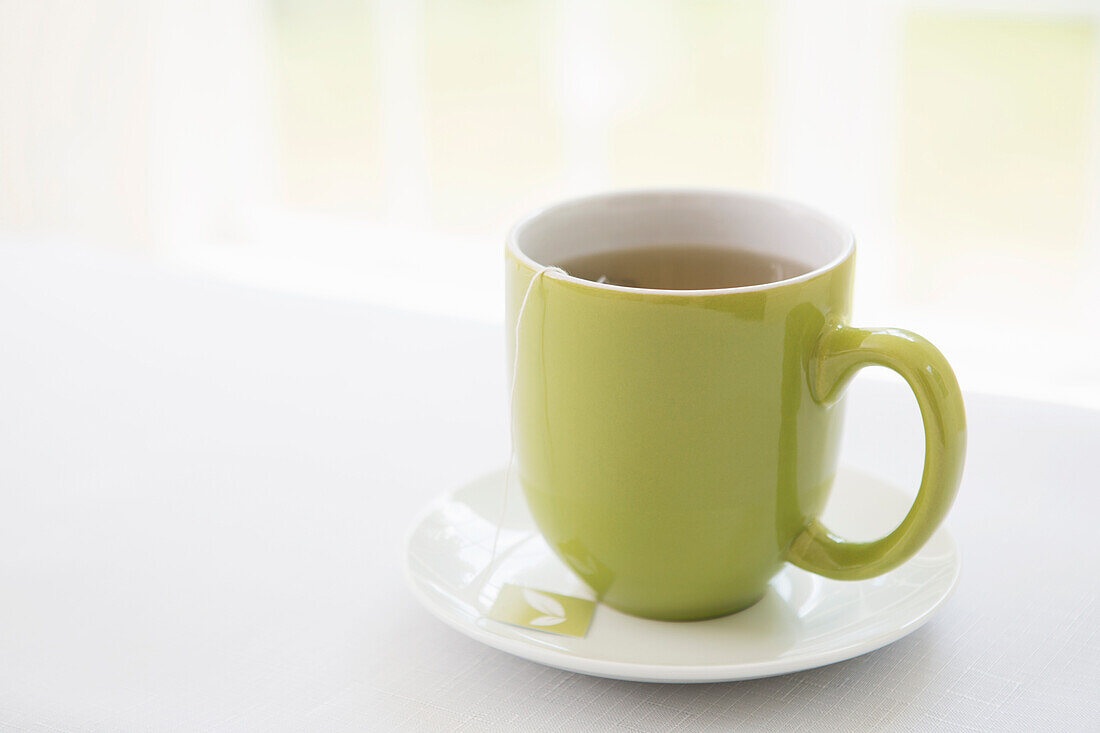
<box><xmin>0</xmin><ymin>240</ymin><xmax>1096</xmax><ymax>731</ymax></box>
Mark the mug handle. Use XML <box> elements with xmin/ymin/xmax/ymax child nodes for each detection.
<box><xmin>786</xmin><ymin>324</ymin><xmax>967</xmax><ymax>580</ymax></box>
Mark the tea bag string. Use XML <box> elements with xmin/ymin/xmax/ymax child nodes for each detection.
<box><xmin>485</xmin><ymin>265</ymin><xmax>567</xmax><ymax>585</ymax></box>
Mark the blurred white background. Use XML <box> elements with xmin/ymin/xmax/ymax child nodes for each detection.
<box><xmin>1</xmin><ymin>0</ymin><xmax>1097</xmax><ymax>406</ymax></box>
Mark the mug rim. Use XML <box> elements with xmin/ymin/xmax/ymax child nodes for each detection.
<box><xmin>506</xmin><ymin>188</ymin><xmax>856</xmax><ymax>296</ymax></box>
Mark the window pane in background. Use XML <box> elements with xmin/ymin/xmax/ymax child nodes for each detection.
<box><xmin>606</xmin><ymin>0</ymin><xmax>773</xmax><ymax>189</ymax></box>
<box><xmin>897</xmin><ymin>13</ymin><xmax>1095</xmax><ymax>319</ymax></box>
<box><xmin>893</xmin><ymin>11</ymin><xmax>1099</xmax><ymax>402</ymax></box>
<box><xmin>271</xmin><ymin>0</ymin><xmax>381</xmax><ymax>217</ymax></box>
<box><xmin>424</xmin><ymin>0</ymin><xmax>564</xmax><ymax>237</ymax></box>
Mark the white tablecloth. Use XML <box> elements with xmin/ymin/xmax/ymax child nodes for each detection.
<box><xmin>0</xmin><ymin>241</ymin><xmax>1097</xmax><ymax>731</ymax></box>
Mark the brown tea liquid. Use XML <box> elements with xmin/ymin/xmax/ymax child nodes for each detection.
<box><xmin>556</xmin><ymin>245</ymin><xmax>813</xmax><ymax>290</ymax></box>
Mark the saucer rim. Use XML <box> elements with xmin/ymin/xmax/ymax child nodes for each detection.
<box><xmin>403</xmin><ymin>469</ymin><xmax>961</xmax><ymax>684</ymax></box>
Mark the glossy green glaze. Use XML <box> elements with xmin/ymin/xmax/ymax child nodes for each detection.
<box><xmin>505</xmin><ymin>194</ymin><xmax>966</xmax><ymax>621</ymax></box>
<box><xmin>787</xmin><ymin>325</ymin><xmax>966</xmax><ymax>579</ymax></box>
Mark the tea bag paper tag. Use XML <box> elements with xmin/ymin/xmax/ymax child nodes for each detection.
<box><xmin>488</xmin><ymin>584</ymin><xmax>596</xmax><ymax>638</ymax></box>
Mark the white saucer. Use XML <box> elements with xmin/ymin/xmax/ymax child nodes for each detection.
<box><xmin>405</xmin><ymin>467</ymin><xmax>960</xmax><ymax>683</ymax></box>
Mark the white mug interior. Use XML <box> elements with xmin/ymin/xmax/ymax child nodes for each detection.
<box><xmin>508</xmin><ymin>189</ymin><xmax>855</xmax><ymax>294</ymax></box>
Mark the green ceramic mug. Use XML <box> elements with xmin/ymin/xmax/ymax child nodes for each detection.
<box><xmin>505</xmin><ymin>190</ymin><xmax>965</xmax><ymax>621</ymax></box>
